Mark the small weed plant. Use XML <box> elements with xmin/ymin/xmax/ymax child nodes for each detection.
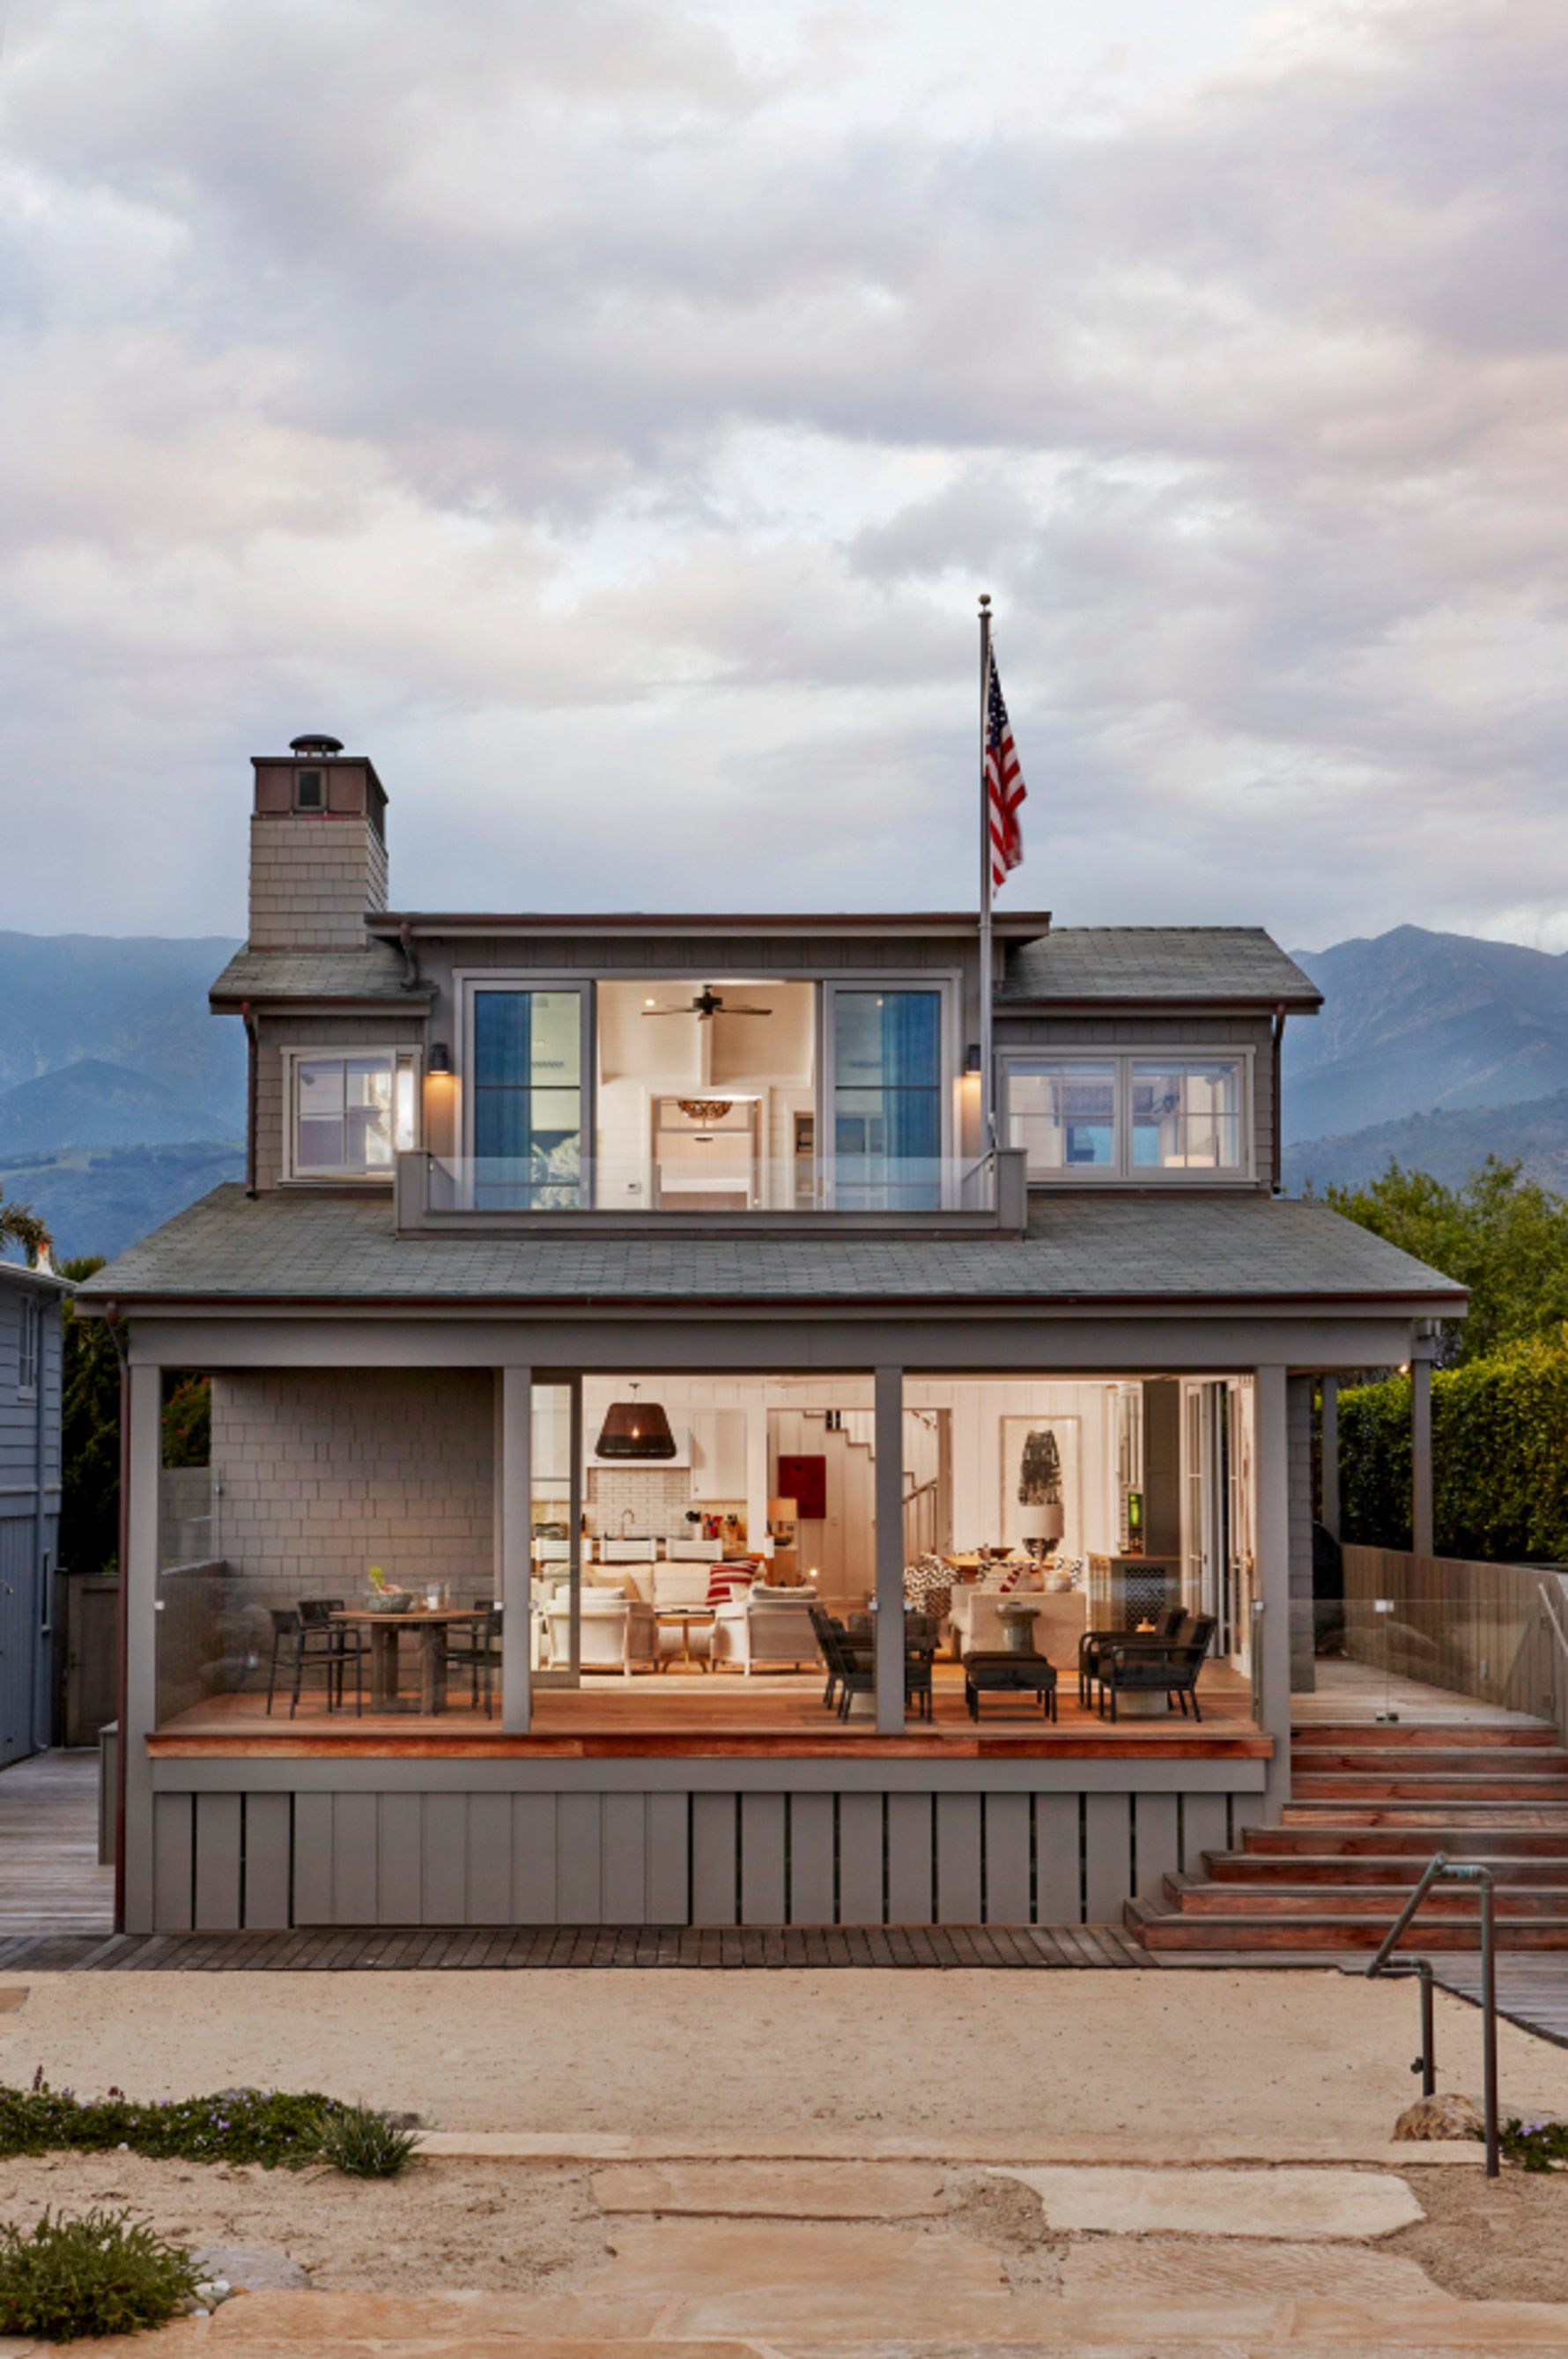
<box><xmin>317</xmin><ymin>2104</ymin><xmax>420</xmax><ymax>2178</ymax></box>
<box><xmin>0</xmin><ymin>2069</ymin><xmax>418</xmax><ymax>2175</ymax></box>
<box><xmin>0</xmin><ymin>2207</ymin><xmax>201</xmax><ymax>2342</ymax></box>
<box><xmin>1490</xmin><ymin>2115</ymin><xmax>1568</xmax><ymax>2172</ymax></box>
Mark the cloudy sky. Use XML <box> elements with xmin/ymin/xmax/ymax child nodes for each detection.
<box><xmin>2</xmin><ymin>0</ymin><xmax>1563</xmax><ymax>950</ymax></box>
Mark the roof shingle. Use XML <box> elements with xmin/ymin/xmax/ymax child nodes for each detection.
<box><xmin>1002</xmin><ymin>928</ymin><xmax>1320</xmax><ymax>1005</ymax></box>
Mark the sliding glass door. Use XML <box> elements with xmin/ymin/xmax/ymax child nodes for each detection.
<box><xmin>469</xmin><ymin>986</ymin><xmax>588</xmax><ymax>1208</ymax></box>
<box><xmin>830</xmin><ymin>987</ymin><xmax>944</xmax><ymax>1209</ymax></box>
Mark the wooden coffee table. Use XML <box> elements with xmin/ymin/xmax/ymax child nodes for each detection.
<box><xmin>656</xmin><ymin>1607</ymin><xmax>714</xmax><ymax>1672</ymax></box>
<box><xmin>964</xmin><ymin>1650</ymin><xmax>1058</xmax><ymax>1722</ymax></box>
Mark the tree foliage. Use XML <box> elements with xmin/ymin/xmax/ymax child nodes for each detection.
<box><xmin>1322</xmin><ymin>1156</ymin><xmax>1568</xmax><ymax>1364</ymax></box>
<box><xmin>0</xmin><ymin>1185</ymin><xmax>50</xmax><ymax>1267</ymax></box>
<box><xmin>58</xmin><ymin>1256</ymin><xmax>119</xmax><ymax>1573</ymax></box>
<box><xmin>1339</xmin><ymin>1331</ymin><xmax>1568</xmax><ymax>1563</ymax></box>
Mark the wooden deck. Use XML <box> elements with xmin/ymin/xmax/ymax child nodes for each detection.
<box><xmin>0</xmin><ymin>1751</ymin><xmax>115</xmax><ymax>1936</ymax></box>
<box><xmin>0</xmin><ymin>1922</ymin><xmax>1147</xmax><ymax>1971</ymax></box>
<box><xmin>151</xmin><ymin>1660</ymin><xmax>1268</xmax><ymax>1760</ymax></box>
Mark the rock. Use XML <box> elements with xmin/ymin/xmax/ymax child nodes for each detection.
<box><xmin>1393</xmin><ymin>2091</ymin><xmax>1484</xmax><ymax>2141</ymax></box>
<box><xmin>189</xmin><ymin>2245</ymin><xmax>315</xmax><ymax>2294</ymax></box>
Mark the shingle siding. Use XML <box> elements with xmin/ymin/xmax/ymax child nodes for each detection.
<box><xmin>248</xmin><ymin>816</ymin><xmax>388</xmax><ymax>953</ymax></box>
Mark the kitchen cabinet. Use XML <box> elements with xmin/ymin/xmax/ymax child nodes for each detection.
<box><xmin>689</xmin><ymin>1409</ymin><xmax>747</xmax><ymax>1501</ymax></box>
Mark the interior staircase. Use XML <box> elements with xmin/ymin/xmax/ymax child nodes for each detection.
<box><xmin>1125</xmin><ymin>1719</ymin><xmax>1568</xmax><ymax>1953</ymax></box>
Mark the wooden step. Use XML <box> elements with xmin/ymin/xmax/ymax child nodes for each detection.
<box><xmin>1283</xmin><ymin>1801</ymin><xmax>1568</xmax><ymax>1825</ymax></box>
<box><xmin>1291</xmin><ymin>1721</ymin><xmax>1559</xmax><ymax>1749</ymax></box>
<box><xmin>1292</xmin><ymin>1772</ymin><xmax>1568</xmax><ymax>1801</ymax></box>
<box><xmin>1124</xmin><ymin>1897</ymin><xmax>1568</xmax><ymax>1953</ymax></box>
<box><xmin>1163</xmin><ymin>1872</ymin><xmax>1568</xmax><ymax>1919</ymax></box>
<box><xmin>1206</xmin><ymin>1849</ymin><xmax>1568</xmax><ymax>1885</ymax></box>
<box><xmin>1291</xmin><ymin>1748</ymin><xmax>1568</xmax><ymax>1778</ymax></box>
<box><xmin>1251</xmin><ymin>1821</ymin><xmax>1568</xmax><ymax>1854</ymax></box>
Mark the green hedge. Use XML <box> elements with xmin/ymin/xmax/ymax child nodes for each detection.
<box><xmin>1340</xmin><ymin>1332</ymin><xmax>1568</xmax><ymax>1563</ymax></box>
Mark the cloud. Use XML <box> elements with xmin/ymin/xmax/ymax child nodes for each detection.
<box><xmin>0</xmin><ymin>0</ymin><xmax>1564</xmax><ymax>950</ymax></box>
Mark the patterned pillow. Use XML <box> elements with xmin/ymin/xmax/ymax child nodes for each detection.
<box><xmin>706</xmin><ymin>1567</ymin><xmax>755</xmax><ymax>1607</ymax></box>
<box><xmin>903</xmin><ymin>1558</ymin><xmax>952</xmax><ymax>1621</ymax></box>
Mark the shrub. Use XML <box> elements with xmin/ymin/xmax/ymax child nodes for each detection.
<box><xmin>1339</xmin><ymin>1330</ymin><xmax>1568</xmax><ymax>1562</ymax></box>
<box><xmin>0</xmin><ymin>2208</ymin><xmax>201</xmax><ymax>2341</ymax></box>
<box><xmin>316</xmin><ymin>2103</ymin><xmax>420</xmax><ymax>2178</ymax></box>
<box><xmin>0</xmin><ymin>2074</ymin><xmax>341</xmax><ymax>2170</ymax></box>
<box><xmin>1491</xmin><ymin>2115</ymin><xmax>1568</xmax><ymax>2172</ymax></box>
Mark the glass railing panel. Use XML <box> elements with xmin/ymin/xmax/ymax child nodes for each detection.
<box><xmin>1313</xmin><ymin>1589</ymin><xmax>1560</xmax><ymax>1720</ymax></box>
<box><xmin>423</xmin><ymin>1153</ymin><xmax>995</xmax><ymax>1215</ymax></box>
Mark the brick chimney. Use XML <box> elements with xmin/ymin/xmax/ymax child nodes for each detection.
<box><xmin>248</xmin><ymin>735</ymin><xmax>389</xmax><ymax>951</ymax></box>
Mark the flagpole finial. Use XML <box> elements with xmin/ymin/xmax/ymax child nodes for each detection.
<box><xmin>979</xmin><ymin>592</ymin><xmax>991</xmax><ymax>610</ymax></box>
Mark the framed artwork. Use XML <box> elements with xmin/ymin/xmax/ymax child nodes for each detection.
<box><xmin>775</xmin><ymin>1453</ymin><xmax>828</xmax><ymax>1520</ymax></box>
<box><xmin>1000</xmin><ymin>1416</ymin><xmax>1081</xmax><ymax>1556</ymax></box>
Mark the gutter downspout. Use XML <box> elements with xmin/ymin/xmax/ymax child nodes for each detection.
<box><xmin>397</xmin><ymin>923</ymin><xmax>421</xmax><ymax>991</ymax></box>
<box><xmin>1271</xmin><ymin>1002</ymin><xmax>1286</xmax><ymax>1195</ymax></box>
<box><xmin>241</xmin><ymin>1001</ymin><xmax>258</xmax><ymax>1199</ymax></box>
<box><xmin>106</xmin><ymin>1304</ymin><xmax>129</xmax><ymax>1932</ymax></box>
<box><xmin>33</xmin><ymin>1291</ymin><xmax>48</xmax><ymax>1753</ymax></box>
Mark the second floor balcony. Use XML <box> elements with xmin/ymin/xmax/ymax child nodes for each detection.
<box><xmin>396</xmin><ymin>1146</ymin><xmax>1024</xmax><ymax>1235</ymax></box>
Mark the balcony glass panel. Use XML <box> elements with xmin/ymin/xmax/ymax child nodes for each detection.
<box><xmin>422</xmin><ymin>1151</ymin><xmax>994</xmax><ymax>1216</ymax></box>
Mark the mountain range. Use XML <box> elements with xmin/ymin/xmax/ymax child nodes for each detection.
<box><xmin>4</xmin><ymin>921</ymin><xmax>1568</xmax><ymax>1261</ymax></box>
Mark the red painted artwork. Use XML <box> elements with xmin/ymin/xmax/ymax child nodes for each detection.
<box><xmin>776</xmin><ymin>1453</ymin><xmax>828</xmax><ymax>1520</ymax></box>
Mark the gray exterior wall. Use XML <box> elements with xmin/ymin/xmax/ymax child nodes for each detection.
<box><xmin>0</xmin><ymin>1276</ymin><xmax>63</xmax><ymax>1762</ymax></box>
<box><xmin>1287</xmin><ymin>1373</ymin><xmax>1316</xmax><ymax>1690</ymax></box>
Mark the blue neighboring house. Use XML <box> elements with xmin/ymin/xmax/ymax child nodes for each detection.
<box><xmin>0</xmin><ymin>1262</ymin><xmax>68</xmax><ymax>1764</ymax></box>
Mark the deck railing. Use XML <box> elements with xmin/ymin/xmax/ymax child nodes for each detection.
<box><xmin>1335</xmin><ymin>1544</ymin><xmax>1568</xmax><ymax>1727</ymax></box>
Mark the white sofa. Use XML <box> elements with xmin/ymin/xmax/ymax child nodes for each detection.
<box><xmin>710</xmin><ymin>1586</ymin><xmax>818</xmax><ymax>1674</ymax></box>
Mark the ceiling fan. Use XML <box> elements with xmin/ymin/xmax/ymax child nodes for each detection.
<box><xmin>641</xmin><ymin>985</ymin><xmax>773</xmax><ymax>1022</ymax></box>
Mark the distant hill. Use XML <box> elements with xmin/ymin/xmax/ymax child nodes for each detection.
<box><xmin>0</xmin><ymin>1144</ymin><xmax>245</xmax><ymax>1264</ymax></box>
<box><xmin>0</xmin><ymin>1058</ymin><xmax>233</xmax><ymax>1155</ymax></box>
<box><xmin>0</xmin><ymin>932</ymin><xmax>244</xmax><ymax>1121</ymax></box>
<box><xmin>1283</xmin><ymin>926</ymin><xmax>1568</xmax><ymax>1145</ymax></box>
<box><xmin>1283</xmin><ymin>1087</ymin><xmax>1568</xmax><ymax>1198</ymax></box>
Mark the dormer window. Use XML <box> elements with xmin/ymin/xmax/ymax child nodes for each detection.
<box><xmin>294</xmin><ymin>769</ymin><xmax>325</xmax><ymax>811</ymax></box>
<box><xmin>1002</xmin><ymin>1052</ymin><xmax>1250</xmax><ymax>1181</ymax></box>
<box><xmin>284</xmin><ymin>1047</ymin><xmax>420</xmax><ymax>1180</ymax></box>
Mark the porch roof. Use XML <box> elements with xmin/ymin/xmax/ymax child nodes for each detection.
<box><xmin>1001</xmin><ymin>928</ymin><xmax>1320</xmax><ymax>1007</ymax></box>
<box><xmin>78</xmin><ymin>1185</ymin><xmax>1465</xmax><ymax>1312</ymax></box>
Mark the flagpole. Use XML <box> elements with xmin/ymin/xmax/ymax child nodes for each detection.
<box><xmin>978</xmin><ymin>592</ymin><xmax>994</xmax><ymax>1148</ymax></box>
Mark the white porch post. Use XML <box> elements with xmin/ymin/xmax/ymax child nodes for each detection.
<box><xmin>1411</xmin><ymin>1342</ymin><xmax>1434</xmax><ymax>1562</ymax></box>
<box><xmin>874</xmin><ymin>1364</ymin><xmax>906</xmax><ymax>1734</ymax></box>
<box><xmin>1253</xmin><ymin>1365</ymin><xmax>1295</xmax><ymax>1813</ymax></box>
<box><xmin>499</xmin><ymin>1364</ymin><xmax>533</xmax><ymax>1734</ymax></box>
<box><xmin>1319</xmin><ymin>1375</ymin><xmax>1340</xmax><ymax>1540</ymax></box>
<box><xmin>122</xmin><ymin>1358</ymin><xmax>162</xmax><ymax>1934</ymax></box>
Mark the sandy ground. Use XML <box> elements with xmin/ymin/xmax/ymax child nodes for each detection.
<box><xmin>0</xmin><ymin>2151</ymin><xmax>609</xmax><ymax>2296</ymax></box>
<box><xmin>1393</xmin><ymin>2166</ymin><xmax>1568</xmax><ymax>2304</ymax></box>
<box><xmin>4</xmin><ymin>1967</ymin><xmax>1568</xmax><ymax>2147</ymax></box>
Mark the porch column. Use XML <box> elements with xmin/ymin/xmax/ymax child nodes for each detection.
<box><xmin>1253</xmin><ymin>1366</ymin><xmax>1295</xmax><ymax>1813</ymax></box>
<box><xmin>1411</xmin><ymin>1340</ymin><xmax>1434</xmax><ymax>1562</ymax></box>
<box><xmin>122</xmin><ymin>1359</ymin><xmax>162</xmax><ymax>1934</ymax></box>
<box><xmin>499</xmin><ymin>1364</ymin><xmax>533</xmax><ymax>1734</ymax></box>
<box><xmin>1319</xmin><ymin>1376</ymin><xmax>1339</xmax><ymax>1540</ymax></box>
<box><xmin>873</xmin><ymin>1364</ymin><xmax>906</xmax><ymax>1734</ymax></box>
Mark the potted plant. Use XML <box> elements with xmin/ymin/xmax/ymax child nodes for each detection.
<box><xmin>364</xmin><ymin>1564</ymin><xmax>414</xmax><ymax>1615</ymax></box>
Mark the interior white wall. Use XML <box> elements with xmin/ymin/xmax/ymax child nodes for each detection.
<box><xmin>595</xmin><ymin>980</ymin><xmax>815</xmax><ymax>1205</ymax></box>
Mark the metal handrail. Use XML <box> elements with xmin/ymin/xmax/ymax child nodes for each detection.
<box><xmin>1366</xmin><ymin>1851</ymin><xmax>1498</xmax><ymax>2176</ymax></box>
<box><xmin>1539</xmin><ymin>1579</ymin><xmax>1568</xmax><ymax>1668</ymax></box>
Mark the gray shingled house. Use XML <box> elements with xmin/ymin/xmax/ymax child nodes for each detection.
<box><xmin>78</xmin><ymin>739</ymin><xmax>1463</xmax><ymax>1935</ymax></box>
<box><xmin>0</xmin><ymin>1261</ymin><xmax>66</xmax><ymax>1766</ymax></box>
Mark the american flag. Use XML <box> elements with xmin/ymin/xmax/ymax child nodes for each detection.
<box><xmin>986</xmin><ymin>660</ymin><xmax>1027</xmax><ymax>891</ymax></box>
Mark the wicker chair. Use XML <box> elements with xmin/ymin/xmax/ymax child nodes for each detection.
<box><xmin>1077</xmin><ymin>1608</ymin><xmax>1186</xmax><ymax>1707</ymax></box>
<box><xmin>1097</xmin><ymin>1615</ymin><xmax>1217</xmax><ymax>1723</ymax></box>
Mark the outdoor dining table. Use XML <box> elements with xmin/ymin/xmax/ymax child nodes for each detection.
<box><xmin>330</xmin><ymin>1606</ymin><xmax>490</xmax><ymax>1715</ymax></box>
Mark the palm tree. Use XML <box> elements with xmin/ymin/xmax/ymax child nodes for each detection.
<box><xmin>0</xmin><ymin>1186</ymin><xmax>51</xmax><ymax>1267</ymax></box>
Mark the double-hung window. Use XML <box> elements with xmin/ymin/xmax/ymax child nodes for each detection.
<box><xmin>1003</xmin><ymin>1054</ymin><xmax>1248</xmax><ymax>1181</ymax></box>
<box><xmin>16</xmin><ymin>1295</ymin><xmax>40</xmax><ymax>1393</ymax></box>
<box><xmin>470</xmin><ymin>987</ymin><xmax>586</xmax><ymax>1209</ymax></box>
<box><xmin>287</xmin><ymin>1049</ymin><xmax>419</xmax><ymax>1180</ymax></box>
<box><xmin>831</xmin><ymin>987</ymin><xmax>944</xmax><ymax>1208</ymax></box>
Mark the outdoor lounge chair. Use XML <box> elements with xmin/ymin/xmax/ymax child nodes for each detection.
<box><xmin>1096</xmin><ymin>1614</ymin><xmax>1217</xmax><ymax>1723</ymax></box>
<box><xmin>810</xmin><ymin>1608</ymin><xmax>933</xmax><ymax>1721</ymax></box>
<box><xmin>1077</xmin><ymin>1608</ymin><xmax>1185</xmax><ymax>1706</ymax></box>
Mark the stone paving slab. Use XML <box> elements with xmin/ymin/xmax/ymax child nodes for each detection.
<box><xmin>592</xmin><ymin>2161</ymin><xmax>945</xmax><ymax>2218</ymax></box>
<box><xmin>990</xmin><ymin>2165</ymin><xmax>1424</xmax><ymax>2240</ymax></box>
<box><xmin>1057</xmin><ymin>2235</ymin><xmax>1439</xmax><ymax>2302</ymax></box>
<box><xmin>415</xmin><ymin>2131</ymin><xmax>1485</xmax><ymax>2167</ymax></box>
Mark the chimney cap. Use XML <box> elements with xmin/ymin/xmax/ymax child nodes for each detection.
<box><xmin>289</xmin><ymin>733</ymin><xmax>344</xmax><ymax>757</ymax></box>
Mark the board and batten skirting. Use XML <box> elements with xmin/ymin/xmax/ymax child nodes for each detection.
<box><xmin>140</xmin><ymin>1758</ymin><xmax>1267</xmax><ymax>1933</ymax></box>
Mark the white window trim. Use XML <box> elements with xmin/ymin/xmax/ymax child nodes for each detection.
<box><xmin>281</xmin><ymin>1044</ymin><xmax>422</xmax><ymax>1184</ymax></box>
<box><xmin>998</xmin><ymin>1045</ymin><xmax>1256</xmax><ymax>1185</ymax></box>
<box><xmin>15</xmin><ymin>1294</ymin><xmax>41</xmax><ymax>1395</ymax></box>
<box><xmin>455</xmin><ymin>972</ymin><xmax>595</xmax><ymax>1171</ymax></box>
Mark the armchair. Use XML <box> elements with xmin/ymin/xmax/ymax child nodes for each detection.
<box><xmin>710</xmin><ymin>1585</ymin><xmax>818</xmax><ymax>1674</ymax></box>
<box><xmin>545</xmin><ymin>1590</ymin><xmax>658</xmax><ymax>1675</ymax></box>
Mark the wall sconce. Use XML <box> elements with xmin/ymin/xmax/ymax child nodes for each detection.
<box><xmin>965</xmin><ymin>1043</ymin><xmax>982</xmax><ymax>1074</ymax></box>
<box><xmin>427</xmin><ymin>1042</ymin><xmax>453</xmax><ymax>1076</ymax></box>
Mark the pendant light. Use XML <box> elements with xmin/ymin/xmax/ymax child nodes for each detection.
<box><xmin>595</xmin><ymin>1379</ymin><xmax>677</xmax><ymax>1461</ymax></box>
